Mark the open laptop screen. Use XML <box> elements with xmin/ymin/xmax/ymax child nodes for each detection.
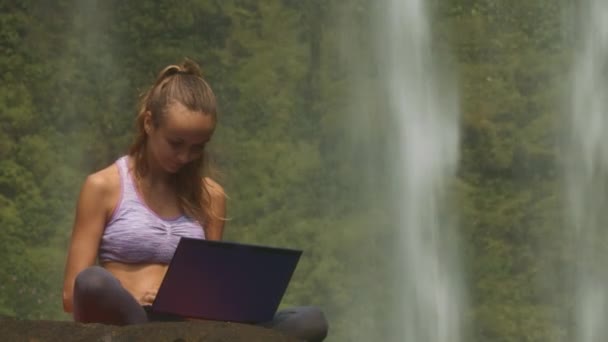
<box><xmin>152</xmin><ymin>237</ymin><xmax>302</xmax><ymax>323</ymax></box>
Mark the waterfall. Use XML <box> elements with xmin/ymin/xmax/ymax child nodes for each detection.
<box><xmin>566</xmin><ymin>1</ymin><xmax>608</xmax><ymax>341</ymax></box>
<box><xmin>361</xmin><ymin>0</ymin><xmax>465</xmax><ymax>340</ymax></box>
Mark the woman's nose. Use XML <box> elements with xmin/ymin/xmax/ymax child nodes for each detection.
<box><xmin>176</xmin><ymin>151</ymin><xmax>189</xmax><ymax>164</ymax></box>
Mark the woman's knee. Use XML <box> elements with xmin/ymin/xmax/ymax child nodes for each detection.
<box><xmin>272</xmin><ymin>306</ymin><xmax>328</xmax><ymax>342</ymax></box>
<box><xmin>74</xmin><ymin>266</ymin><xmax>119</xmax><ymax>299</ymax></box>
<box><xmin>299</xmin><ymin>306</ymin><xmax>329</xmax><ymax>341</ymax></box>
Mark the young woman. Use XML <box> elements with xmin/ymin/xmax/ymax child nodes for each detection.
<box><xmin>62</xmin><ymin>59</ymin><xmax>328</xmax><ymax>341</ymax></box>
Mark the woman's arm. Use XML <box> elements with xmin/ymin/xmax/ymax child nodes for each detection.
<box><xmin>62</xmin><ymin>173</ymin><xmax>110</xmax><ymax>313</ymax></box>
<box><xmin>203</xmin><ymin>177</ymin><xmax>226</xmax><ymax>241</ymax></box>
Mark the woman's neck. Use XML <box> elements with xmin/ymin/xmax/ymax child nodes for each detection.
<box><xmin>133</xmin><ymin>150</ymin><xmax>175</xmax><ymax>188</ymax></box>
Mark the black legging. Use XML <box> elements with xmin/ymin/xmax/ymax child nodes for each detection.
<box><xmin>73</xmin><ymin>266</ymin><xmax>328</xmax><ymax>342</ymax></box>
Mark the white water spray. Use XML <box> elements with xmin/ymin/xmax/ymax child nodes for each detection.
<box><xmin>567</xmin><ymin>1</ymin><xmax>608</xmax><ymax>341</ymax></box>
<box><xmin>375</xmin><ymin>0</ymin><xmax>464</xmax><ymax>340</ymax></box>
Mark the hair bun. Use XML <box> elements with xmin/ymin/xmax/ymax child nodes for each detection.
<box><xmin>180</xmin><ymin>58</ymin><xmax>204</xmax><ymax>78</ymax></box>
<box><xmin>156</xmin><ymin>58</ymin><xmax>204</xmax><ymax>83</ymax></box>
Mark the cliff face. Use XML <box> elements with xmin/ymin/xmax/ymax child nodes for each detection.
<box><xmin>0</xmin><ymin>316</ymin><xmax>300</xmax><ymax>341</ymax></box>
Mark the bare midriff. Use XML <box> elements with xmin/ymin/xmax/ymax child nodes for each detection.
<box><xmin>102</xmin><ymin>262</ymin><xmax>168</xmax><ymax>303</ymax></box>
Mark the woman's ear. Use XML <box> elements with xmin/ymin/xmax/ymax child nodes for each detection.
<box><xmin>143</xmin><ymin>111</ymin><xmax>154</xmax><ymax>135</ymax></box>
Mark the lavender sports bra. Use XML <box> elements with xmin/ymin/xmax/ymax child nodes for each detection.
<box><xmin>98</xmin><ymin>156</ymin><xmax>205</xmax><ymax>264</ymax></box>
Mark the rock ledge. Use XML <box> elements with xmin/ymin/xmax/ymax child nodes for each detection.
<box><xmin>0</xmin><ymin>316</ymin><xmax>300</xmax><ymax>341</ymax></box>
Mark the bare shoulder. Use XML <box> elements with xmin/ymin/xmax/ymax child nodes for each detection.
<box><xmin>79</xmin><ymin>162</ymin><xmax>121</xmax><ymax>216</ymax></box>
<box><xmin>84</xmin><ymin>163</ymin><xmax>120</xmax><ymax>194</ymax></box>
<box><xmin>203</xmin><ymin>177</ymin><xmax>226</xmax><ymax>198</ymax></box>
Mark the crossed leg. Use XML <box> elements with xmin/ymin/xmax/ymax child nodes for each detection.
<box><xmin>72</xmin><ymin>266</ymin><xmax>328</xmax><ymax>341</ymax></box>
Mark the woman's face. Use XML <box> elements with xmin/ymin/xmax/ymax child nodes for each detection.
<box><xmin>144</xmin><ymin>101</ymin><xmax>215</xmax><ymax>174</ymax></box>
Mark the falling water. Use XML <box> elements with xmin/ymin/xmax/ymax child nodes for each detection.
<box><xmin>566</xmin><ymin>1</ymin><xmax>608</xmax><ymax>341</ymax></box>
<box><xmin>374</xmin><ymin>0</ymin><xmax>464</xmax><ymax>340</ymax></box>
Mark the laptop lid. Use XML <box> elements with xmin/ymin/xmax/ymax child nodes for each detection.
<box><xmin>152</xmin><ymin>237</ymin><xmax>302</xmax><ymax>323</ymax></box>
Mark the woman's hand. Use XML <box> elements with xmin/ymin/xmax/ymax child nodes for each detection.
<box><xmin>139</xmin><ymin>289</ymin><xmax>158</xmax><ymax>306</ymax></box>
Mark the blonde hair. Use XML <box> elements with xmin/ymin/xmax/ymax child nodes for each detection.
<box><xmin>128</xmin><ymin>58</ymin><xmax>219</xmax><ymax>227</ymax></box>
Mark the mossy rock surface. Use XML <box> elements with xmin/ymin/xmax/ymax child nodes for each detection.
<box><xmin>0</xmin><ymin>316</ymin><xmax>301</xmax><ymax>341</ymax></box>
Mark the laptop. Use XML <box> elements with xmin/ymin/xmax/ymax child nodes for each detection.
<box><xmin>151</xmin><ymin>237</ymin><xmax>302</xmax><ymax>323</ymax></box>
